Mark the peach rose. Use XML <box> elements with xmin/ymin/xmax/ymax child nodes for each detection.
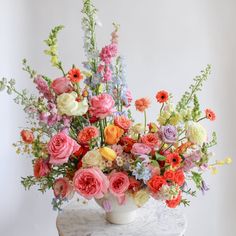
<box><xmin>48</xmin><ymin>132</ymin><xmax>80</xmax><ymax>165</ymax></box>
<box><xmin>73</xmin><ymin>167</ymin><xmax>109</xmax><ymax>199</ymax></box>
<box><xmin>114</xmin><ymin>115</ymin><xmax>132</xmax><ymax>131</ymax></box>
<box><xmin>33</xmin><ymin>158</ymin><xmax>51</xmax><ymax>178</ymax></box>
<box><xmin>89</xmin><ymin>93</ymin><xmax>115</xmax><ymax>119</ymax></box>
<box><xmin>104</xmin><ymin>124</ymin><xmax>124</xmax><ymax>145</ymax></box>
<box><xmin>109</xmin><ymin>172</ymin><xmax>130</xmax><ymax>205</ymax></box>
<box><xmin>51</xmin><ymin>77</ymin><xmax>73</xmax><ymax>95</ymax></box>
<box><xmin>77</xmin><ymin>126</ymin><xmax>99</xmax><ymax>144</ymax></box>
<box><xmin>53</xmin><ymin>177</ymin><xmax>74</xmax><ymax>199</ymax></box>
<box><xmin>20</xmin><ymin>130</ymin><xmax>34</xmax><ymax>144</ymax></box>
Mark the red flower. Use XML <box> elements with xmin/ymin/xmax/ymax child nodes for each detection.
<box><xmin>174</xmin><ymin>170</ymin><xmax>185</xmax><ymax>186</ymax></box>
<box><xmin>128</xmin><ymin>177</ymin><xmax>141</xmax><ymax>192</ymax></box>
<box><xmin>119</xmin><ymin>136</ymin><xmax>136</xmax><ymax>153</ymax></box>
<box><xmin>156</xmin><ymin>90</ymin><xmax>169</xmax><ymax>103</ymax></box>
<box><xmin>164</xmin><ymin>170</ymin><xmax>175</xmax><ymax>182</ymax></box>
<box><xmin>166</xmin><ymin>192</ymin><xmax>182</xmax><ymax>208</ymax></box>
<box><xmin>205</xmin><ymin>109</ymin><xmax>216</xmax><ymax>121</ymax></box>
<box><xmin>33</xmin><ymin>158</ymin><xmax>51</xmax><ymax>179</ymax></box>
<box><xmin>141</xmin><ymin>133</ymin><xmax>160</xmax><ymax>148</ymax></box>
<box><xmin>166</xmin><ymin>153</ymin><xmax>182</xmax><ymax>168</ymax></box>
<box><xmin>147</xmin><ymin>175</ymin><xmax>167</xmax><ymax>194</ymax></box>
<box><xmin>68</xmin><ymin>68</ymin><xmax>83</xmax><ymax>83</ymax></box>
<box><xmin>21</xmin><ymin>130</ymin><xmax>34</xmax><ymax>144</ymax></box>
<box><xmin>73</xmin><ymin>146</ymin><xmax>89</xmax><ymax>158</ymax></box>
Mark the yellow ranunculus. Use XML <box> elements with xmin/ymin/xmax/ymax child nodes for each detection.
<box><xmin>57</xmin><ymin>92</ymin><xmax>88</xmax><ymax>116</ymax></box>
<box><xmin>99</xmin><ymin>147</ymin><xmax>117</xmax><ymax>161</ymax></box>
<box><xmin>133</xmin><ymin>189</ymin><xmax>150</xmax><ymax>207</ymax></box>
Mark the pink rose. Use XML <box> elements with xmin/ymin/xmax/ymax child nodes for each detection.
<box><xmin>109</xmin><ymin>172</ymin><xmax>130</xmax><ymax>205</ymax></box>
<box><xmin>48</xmin><ymin>132</ymin><xmax>80</xmax><ymax>165</ymax></box>
<box><xmin>51</xmin><ymin>77</ymin><xmax>73</xmax><ymax>95</ymax></box>
<box><xmin>73</xmin><ymin>167</ymin><xmax>109</xmax><ymax>199</ymax></box>
<box><xmin>53</xmin><ymin>177</ymin><xmax>74</xmax><ymax>199</ymax></box>
<box><xmin>114</xmin><ymin>115</ymin><xmax>132</xmax><ymax>131</ymax></box>
<box><xmin>131</xmin><ymin>143</ymin><xmax>152</xmax><ymax>156</ymax></box>
<box><xmin>89</xmin><ymin>93</ymin><xmax>115</xmax><ymax>119</ymax></box>
<box><xmin>33</xmin><ymin>158</ymin><xmax>51</xmax><ymax>178</ymax></box>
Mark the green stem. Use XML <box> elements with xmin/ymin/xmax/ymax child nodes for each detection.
<box><xmin>197</xmin><ymin>117</ymin><xmax>206</xmax><ymax>122</ymax></box>
<box><xmin>99</xmin><ymin>120</ymin><xmax>104</xmax><ymax>146</ymax></box>
<box><xmin>144</xmin><ymin>110</ymin><xmax>147</xmax><ymax>133</ymax></box>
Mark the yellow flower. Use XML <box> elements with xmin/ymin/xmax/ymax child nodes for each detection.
<box><xmin>99</xmin><ymin>147</ymin><xmax>117</xmax><ymax>161</ymax></box>
<box><xmin>224</xmin><ymin>157</ymin><xmax>232</xmax><ymax>164</ymax></box>
<box><xmin>57</xmin><ymin>92</ymin><xmax>88</xmax><ymax>116</ymax></box>
<box><xmin>82</xmin><ymin>149</ymin><xmax>104</xmax><ymax>169</ymax></box>
<box><xmin>186</xmin><ymin>121</ymin><xmax>207</xmax><ymax>145</ymax></box>
<box><xmin>133</xmin><ymin>189</ymin><xmax>150</xmax><ymax>207</ymax></box>
<box><xmin>169</xmin><ymin>112</ymin><xmax>182</xmax><ymax>125</ymax></box>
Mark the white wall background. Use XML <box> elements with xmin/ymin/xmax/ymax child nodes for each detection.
<box><xmin>0</xmin><ymin>0</ymin><xmax>235</xmax><ymax>235</ymax></box>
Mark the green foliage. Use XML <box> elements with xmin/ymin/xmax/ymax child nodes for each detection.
<box><xmin>181</xmin><ymin>188</ymin><xmax>197</xmax><ymax>197</ymax></box>
<box><xmin>191</xmin><ymin>171</ymin><xmax>203</xmax><ymax>189</ymax></box>
<box><xmin>22</xmin><ymin>59</ymin><xmax>37</xmax><ymax>79</ymax></box>
<box><xmin>181</xmin><ymin>198</ymin><xmax>190</xmax><ymax>207</ymax></box>
<box><xmin>44</xmin><ymin>25</ymin><xmax>65</xmax><ymax>75</ymax></box>
<box><xmin>176</xmin><ymin>65</ymin><xmax>211</xmax><ymax>112</ymax></box>
<box><xmin>191</xmin><ymin>94</ymin><xmax>201</xmax><ymax>121</ymax></box>
<box><xmin>155</xmin><ymin>152</ymin><xmax>166</xmax><ymax>161</ymax></box>
<box><xmin>201</xmin><ymin>131</ymin><xmax>217</xmax><ymax>156</ymax></box>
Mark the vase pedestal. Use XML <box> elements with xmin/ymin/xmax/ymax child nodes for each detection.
<box><xmin>106</xmin><ymin>210</ymin><xmax>137</xmax><ymax>224</ymax></box>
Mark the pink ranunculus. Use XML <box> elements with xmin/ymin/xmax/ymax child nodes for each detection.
<box><xmin>48</xmin><ymin>132</ymin><xmax>80</xmax><ymax>165</ymax></box>
<box><xmin>109</xmin><ymin>172</ymin><xmax>130</xmax><ymax>205</ymax></box>
<box><xmin>73</xmin><ymin>168</ymin><xmax>109</xmax><ymax>199</ymax></box>
<box><xmin>114</xmin><ymin>115</ymin><xmax>132</xmax><ymax>131</ymax></box>
<box><xmin>33</xmin><ymin>158</ymin><xmax>51</xmax><ymax>178</ymax></box>
<box><xmin>89</xmin><ymin>93</ymin><xmax>115</xmax><ymax>119</ymax></box>
<box><xmin>53</xmin><ymin>177</ymin><xmax>74</xmax><ymax>199</ymax></box>
<box><xmin>131</xmin><ymin>143</ymin><xmax>152</xmax><ymax>156</ymax></box>
<box><xmin>51</xmin><ymin>77</ymin><xmax>73</xmax><ymax>95</ymax></box>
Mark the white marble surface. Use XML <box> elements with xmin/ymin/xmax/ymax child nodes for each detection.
<box><xmin>56</xmin><ymin>198</ymin><xmax>187</xmax><ymax>236</ymax></box>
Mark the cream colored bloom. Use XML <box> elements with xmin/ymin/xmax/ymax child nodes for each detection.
<box><xmin>82</xmin><ymin>149</ymin><xmax>104</xmax><ymax>169</ymax></box>
<box><xmin>186</xmin><ymin>121</ymin><xmax>207</xmax><ymax>145</ymax></box>
<box><xmin>57</xmin><ymin>92</ymin><xmax>88</xmax><ymax>116</ymax></box>
<box><xmin>134</xmin><ymin>189</ymin><xmax>150</xmax><ymax>207</ymax></box>
<box><xmin>130</xmin><ymin>123</ymin><xmax>145</xmax><ymax>139</ymax></box>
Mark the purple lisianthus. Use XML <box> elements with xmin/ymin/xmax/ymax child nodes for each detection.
<box><xmin>189</xmin><ymin>150</ymin><xmax>201</xmax><ymax>162</ymax></box>
<box><xmin>183</xmin><ymin>158</ymin><xmax>195</xmax><ymax>172</ymax></box>
<box><xmin>201</xmin><ymin>180</ymin><xmax>210</xmax><ymax>195</ymax></box>
<box><xmin>160</xmin><ymin>125</ymin><xmax>178</xmax><ymax>144</ymax></box>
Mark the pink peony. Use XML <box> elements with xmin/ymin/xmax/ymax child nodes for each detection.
<box><xmin>114</xmin><ymin>115</ymin><xmax>132</xmax><ymax>131</ymax></box>
<box><xmin>109</xmin><ymin>172</ymin><xmax>130</xmax><ymax>204</ymax></box>
<box><xmin>131</xmin><ymin>143</ymin><xmax>152</xmax><ymax>156</ymax></box>
<box><xmin>73</xmin><ymin>167</ymin><xmax>109</xmax><ymax>199</ymax></box>
<box><xmin>53</xmin><ymin>177</ymin><xmax>74</xmax><ymax>199</ymax></box>
<box><xmin>33</xmin><ymin>158</ymin><xmax>51</xmax><ymax>178</ymax></box>
<box><xmin>89</xmin><ymin>93</ymin><xmax>115</xmax><ymax>119</ymax></box>
<box><xmin>77</xmin><ymin>126</ymin><xmax>99</xmax><ymax>144</ymax></box>
<box><xmin>51</xmin><ymin>77</ymin><xmax>73</xmax><ymax>95</ymax></box>
<box><xmin>48</xmin><ymin>132</ymin><xmax>80</xmax><ymax>165</ymax></box>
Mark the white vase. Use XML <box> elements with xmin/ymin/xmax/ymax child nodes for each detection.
<box><xmin>95</xmin><ymin>193</ymin><xmax>139</xmax><ymax>225</ymax></box>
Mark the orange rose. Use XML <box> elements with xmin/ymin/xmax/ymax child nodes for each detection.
<box><xmin>104</xmin><ymin>124</ymin><xmax>124</xmax><ymax>145</ymax></box>
<box><xmin>20</xmin><ymin>130</ymin><xmax>34</xmax><ymax>144</ymax></box>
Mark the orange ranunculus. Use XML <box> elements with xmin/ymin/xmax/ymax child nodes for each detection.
<box><xmin>104</xmin><ymin>124</ymin><xmax>124</xmax><ymax>145</ymax></box>
<box><xmin>20</xmin><ymin>130</ymin><xmax>34</xmax><ymax>144</ymax></box>
<box><xmin>135</xmin><ymin>98</ymin><xmax>151</xmax><ymax>112</ymax></box>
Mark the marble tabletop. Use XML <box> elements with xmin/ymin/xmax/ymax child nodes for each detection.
<box><xmin>56</xmin><ymin>198</ymin><xmax>187</xmax><ymax>236</ymax></box>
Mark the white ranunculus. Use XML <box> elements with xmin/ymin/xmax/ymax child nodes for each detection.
<box><xmin>186</xmin><ymin>121</ymin><xmax>207</xmax><ymax>146</ymax></box>
<box><xmin>57</xmin><ymin>92</ymin><xmax>88</xmax><ymax>116</ymax></box>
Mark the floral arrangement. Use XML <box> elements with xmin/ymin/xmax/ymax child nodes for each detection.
<box><xmin>0</xmin><ymin>0</ymin><xmax>231</xmax><ymax>211</ymax></box>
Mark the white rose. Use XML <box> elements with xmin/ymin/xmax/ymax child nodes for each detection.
<box><xmin>186</xmin><ymin>121</ymin><xmax>207</xmax><ymax>145</ymax></box>
<box><xmin>82</xmin><ymin>150</ymin><xmax>104</xmax><ymax>169</ymax></box>
<box><xmin>57</xmin><ymin>92</ymin><xmax>88</xmax><ymax>116</ymax></box>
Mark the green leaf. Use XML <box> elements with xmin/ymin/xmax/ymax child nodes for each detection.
<box><xmin>155</xmin><ymin>152</ymin><xmax>166</xmax><ymax>161</ymax></box>
<box><xmin>191</xmin><ymin>171</ymin><xmax>202</xmax><ymax>189</ymax></box>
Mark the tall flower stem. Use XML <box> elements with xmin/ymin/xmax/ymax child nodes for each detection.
<box><xmin>144</xmin><ymin>110</ymin><xmax>147</xmax><ymax>133</ymax></box>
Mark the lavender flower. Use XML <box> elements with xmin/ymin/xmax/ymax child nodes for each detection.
<box><xmin>201</xmin><ymin>180</ymin><xmax>210</xmax><ymax>195</ymax></box>
<box><xmin>160</xmin><ymin>125</ymin><xmax>178</xmax><ymax>144</ymax></box>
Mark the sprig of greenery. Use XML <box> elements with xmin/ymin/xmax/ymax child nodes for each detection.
<box><xmin>176</xmin><ymin>65</ymin><xmax>211</xmax><ymax>112</ymax></box>
<box><xmin>44</xmin><ymin>25</ymin><xmax>66</xmax><ymax>76</ymax></box>
<box><xmin>181</xmin><ymin>188</ymin><xmax>197</xmax><ymax>197</ymax></box>
<box><xmin>191</xmin><ymin>94</ymin><xmax>201</xmax><ymax>121</ymax></box>
<box><xmin>22</xmin><ymin>59</ymin><xmax>37</xmax><ymax>79</ymax></box>
<box><xmin>181</xmin><ymin>198</ymin><xmax>190</xmax><ymax>207</ymax></box>
<box><xmin>191</xmin><ymin>171</ymin><xmax>203</xmax><ymax>189</ymax></box>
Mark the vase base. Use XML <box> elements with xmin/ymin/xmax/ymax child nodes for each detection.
<box><xmin>105</xmin><ymin>211</ymin><xmax>137</xmax><ymax>225</ymax></box>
